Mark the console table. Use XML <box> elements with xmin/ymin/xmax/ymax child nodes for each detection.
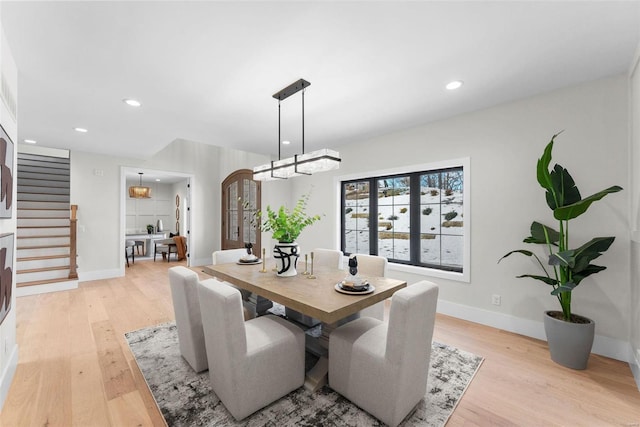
<box><xmin>125</xmin><ymin>233</ymin><xmax>166</xmax><ymax>257</ymax></box>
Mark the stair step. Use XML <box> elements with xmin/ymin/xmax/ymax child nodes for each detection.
<box><xmin>17</xmin><ymin>186</ymin><xmax>70</xmax><ymax>195</ymax></box>
<box><xmin>17</xmin><ymin>244</ymin><xmax>70</xmax><ymax>250</ymax></box>
<box><xmin>17</xmin><ymin>234</ymin><xmax>69</xmax><ymax>239</ymax></box>
<box><xmin>17</xmin><ymin>193</ymin><xmax>70</xmax><ymax>202</ymax></box>
<box><xmin>17</xmin><ymin>265</ymin><xmax>70</xmax><ymax>274</ymax></box>
<box><xmin>17</xmin><ymin>254</ymin><xmax>69</xmax><ymax>261</ymax></box>
<box><xmin>17</xmin><ymin>277</ymin><xmax>75</xmax><ymax>288</ymax></box>
<box><xmin>18</xmin><ymin>225</ymin><xmax>69</xmax><ymax>229</ymax></box>
<box><xmin>17</xmin><ymin>201</ymin><xmax>70</xmax><ymax>209</ymax></box>
<box><xmin>15</xmin><ymin>236</ymin><xmax>70</xmax><ymax>246</ymax></box>
<box><xmin>17</xmin><ymin>218</ymin><xmax>69</xmax><ymax>227</ymax></box>
<box><xmin>17</xmin><ymin>256</ymin><xmax>71</xmax><ymax>270</ymax></box>
<box><xmin>17</xmin><ymin>245</ymin><xmax>70</xmax><ymax>258</ymax></box>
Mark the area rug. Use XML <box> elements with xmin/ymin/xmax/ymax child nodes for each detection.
<box><xmin>126</xmin><ymin>322</ymin><xmax>483</xmax><ymax>427</ymax></box>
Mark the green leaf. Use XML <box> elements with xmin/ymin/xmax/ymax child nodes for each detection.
<box><xmin>523</xmin><ymin>222</ymin><xmax>559</xmax><ymax>245</ymax></box>
<box><xmin>572</xmin><ymin>264</ymin><xmax>607</xmax><ymax>285</ymax></box>
<box><xmin>553</xmin><ymin>185</ymin><xmax>623</xmax><ymax>220</ymax></box>
<box><xmin>516</xmin><ymin>274</ymin><xmax>558</xmax><ymax>286</ymax></box>
<box><xmin>547</xmin><ymin>164</ymin><xmax>581</xmax><ymax>210</ymax></box>
<box><xmin>536</xmin><ymin>137</ymin><xmax>556</xmax><ymax>192</ymax></box>
<box><xmin>498</xmin><ymin>249</ymin><xmax>534</xmax><ymax>262</ymax></box>
<box><xmin>551</xmin><ymin>282</ymin><xmax>576</xmax><ymax>295</ymax></box>
<box><xmin>549</xmin><ymin>250</ymin><xmax>575</xmax><ymax>268</ymax></box>
<box><xmin>571</xmin><ymin>237</ymin><xmax>615</xmax><ymax>273</ymax></box>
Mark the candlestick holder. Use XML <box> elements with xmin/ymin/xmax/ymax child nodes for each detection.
<box><xmin>302</xmin><ymin>254</ymin><xmax>310</xmax><ymax>275</ymax></box>
<box><xmin>259</xmin><ymin>248</ymin><xmax>267</xmax><ymax>273</ymax></box>
<box><xmin>307</xmin><ymin>251</ymin><xmax>316</xmax><ymax>279</ymax></box>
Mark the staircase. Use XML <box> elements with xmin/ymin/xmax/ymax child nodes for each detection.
<box><xmin>15</xmin><ymin>151</ymin><xmax>78</xmax><ymax>296</ymax></box>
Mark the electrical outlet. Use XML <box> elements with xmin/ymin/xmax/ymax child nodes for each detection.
<box><xmin>491</xmin><ymin>294</ymin><xmax>501</xmax><ymax>306</ymax></box>
<box><xmin>93</xmin><ymin>169</ymin><xmax>104</xmax><ymax>176</ymax></box>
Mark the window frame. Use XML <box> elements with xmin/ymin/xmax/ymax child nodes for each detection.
<box><xmin>336</xmin><ymin>157</ymin><xmax>470</xmax><ymax>283</ymax></box>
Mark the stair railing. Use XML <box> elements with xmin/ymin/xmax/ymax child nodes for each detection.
<box><xmin>69</xmin><ymin>204</ymin><xmax>78</xmax><ymax>279</ymax></box>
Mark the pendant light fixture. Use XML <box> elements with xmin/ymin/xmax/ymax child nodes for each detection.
<box><xmin>253</xmin><ymin>79</ymin><xmax>341</xmax><ymax>181</ymax></box>
<box><xmin>129</xmin><ymin>172</ymin><xmax>152</xmax><ymax>198</ymax></box>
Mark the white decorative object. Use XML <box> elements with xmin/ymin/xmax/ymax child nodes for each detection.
<box><xmin>273</xmin><ymin>242</ymin><xmax>300</xmax><ymax>277</ymax></box>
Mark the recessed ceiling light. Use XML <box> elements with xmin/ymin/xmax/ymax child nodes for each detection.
<box><xmin>446</xmin><ymin>80</ymin><xmax>464</xmax><ymax>90</ymax></box>
<box><xmin>74</xmin><ymin>127</ymin><xmax>88</xmax><ymax>133</ymax></box>
<box><xmin>155</xmin><ymin>179</ymin><xmax>161</xmax><ymax>182</ymax></box>
<box><xmin>24</xmin><ymin>139</ymin><xmax>37</xmax><ymax>144</ymax></box>
<box><xmin>123</xmin><ymin>98</ymin><xmax>141</xmax><ymax>107</ymax></box>
<box><xmin>282</xmin><ymin>140</ymin><xmax>291</xmax><ymax>145</ymax></box>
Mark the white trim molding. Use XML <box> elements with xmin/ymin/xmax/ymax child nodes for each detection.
<box><xmin>0</xmin><ymin>344</ymin><xmax>18</xmax><ymax>411</ymax></box>
<box><xmin>437</xmin><ymin>299</ymin><xmax>631</xmax><ymax>363</ymax></box>
<box><xmin>15</xmin><ymin>280</ymin><xmax>78</xmax><ymax>297</ymax></box>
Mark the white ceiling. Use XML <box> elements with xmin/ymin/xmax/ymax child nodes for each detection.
<box><xmin>2</xmin><ymin>1</ymin><xmax>639</xmax><ymax>161</ymax></box>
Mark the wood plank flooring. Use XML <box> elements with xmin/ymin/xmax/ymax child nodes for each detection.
<box><xmin>1</xmin><ymin>259</ymin><xmax>639</xmax><ymax>426</ymax></box>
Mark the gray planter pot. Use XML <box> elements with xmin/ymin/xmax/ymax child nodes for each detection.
<box><xmin>543</xmin><ymin>310</ymin><xmax>595</xmax><ymax>370</ymax></box>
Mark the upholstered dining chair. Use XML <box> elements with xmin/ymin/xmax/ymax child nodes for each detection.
<box><xmin>328</xmin><ymin>280</ymin><xmax>439</xmax><ymax>427</ymax></box>
<box><xmin>353</xmin><ymin>253</ymin><xmax>387</xmax><ymax>320</ymax></box>
<box><xmin>125</xmin><ymin>240</ymin><xmax>135</xmax><ymax>267</ymax></box>
<box><xmin>154</xmin><ymin>238</ymin><xmax>178</xmax><ymax>262</ymax></box>
<box><xmin>168</xmin><ymin>266</ymin><xmax>208</xmax><ymax>372</ymax></box>
<box><xmin>198</xmin><ymin>278</ymin><xmax>306</xmax><ymax>421</ymax></box>
<box><xmin>212</xmin><ymin>249</ymin><xmax>273</xmax><ymax>319</ymax></box>
<box><xmin>312</xmin><ymin>247</ymin><xmax>343</xmax><ymax>269</ymax></box>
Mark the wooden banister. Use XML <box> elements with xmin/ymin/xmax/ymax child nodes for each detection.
<box><xmin>69</xmin><ymin>204</ymin><xmax>78</xmax><ymax>279</ymax></box>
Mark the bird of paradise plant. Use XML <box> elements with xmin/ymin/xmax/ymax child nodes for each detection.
<box><xmin>499</xmin><ymin>132</ymin><xmax>622</xmax><ymax>322</ymax></box>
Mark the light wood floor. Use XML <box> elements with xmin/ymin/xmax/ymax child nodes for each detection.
<box><xmin>1</xmin><ymin>259</ymin><xmax>639</xmax><ymax>426</ymax></box>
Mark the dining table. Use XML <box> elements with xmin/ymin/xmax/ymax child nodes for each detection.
<box><xmin>202</xmin><ymin>259</ymin><xmax>406</xmax><ymax>391</ymax></box>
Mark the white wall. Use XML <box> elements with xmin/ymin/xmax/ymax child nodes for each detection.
<box><xmin>71</xmin><ymin>151</ymin><xmax>140</xmax><ymax>280</ymax></box>
<box><xmin>281</xmin><ymin>75</ymin><xmax>630</xmax><ymax>360</ymax></box>
<box><xmin>0</xmin><ymin>7</ymin><xmax>18</xmax><ymax>409</ymax></box>
<box><xmin>70</xmin><ymin>138</ymin><xmax>272</xmax><ymax>275</ymax></box>
<box><xmin>629</xmin><ymin>41</ymin><xmax>640</xmax><ymax>385</ymax></box>
<box><xmin>125</xmin><ymin>180</ymin><xmax>174</xmax><ymax>234</ymax></box>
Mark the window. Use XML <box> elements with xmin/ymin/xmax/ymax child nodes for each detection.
<box><xmin>341</xmin><ymin>165</ymin><xmax>465</xmax><ymax>273</ymax></box>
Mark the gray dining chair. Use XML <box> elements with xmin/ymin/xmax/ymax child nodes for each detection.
<box><xmin>168</xmin><ymin>266</ymin><xmax>208</xmax><ymax>372</ymax></box>
<box><xmin>353</xmin><ymin>253</ymin><xmax>387</xmax><ymax>321</ymax></box>
<box><xmin>212</xmin><ymin>248</ymin><xmax>272</xmax><ymax>318</ymax></box>
<box><xmin>329</xmin><ymin>280</ymin><xmax>439</xmax><ymax>427</ymax></box>
<box><xmin>198</xmin><ymin>278</ymin><xmax>305</xmax><ymax>421</ymax></box>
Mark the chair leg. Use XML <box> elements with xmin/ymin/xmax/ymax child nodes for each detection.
<box><xmin>125</xmin><ymin>251</ymin><xmax>130</xmax><ymax>267</ymax></box>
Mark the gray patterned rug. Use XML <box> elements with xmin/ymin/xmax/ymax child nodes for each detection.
<box><xmin>126</xmin><ymin>321</ymin><xmax>483</xmax><ymax>427</ymax></box>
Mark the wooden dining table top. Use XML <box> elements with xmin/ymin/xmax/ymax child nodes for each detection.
<box><xmin>202</xmin><ymin>261</ymin><xmax>406</xmax><ymax>324</ymax></box>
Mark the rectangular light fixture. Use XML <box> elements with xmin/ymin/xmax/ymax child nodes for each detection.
<box><xmin>252</xmin><ymin>79</ymin><xmax>341</xmax><ymax>181</ymax></box>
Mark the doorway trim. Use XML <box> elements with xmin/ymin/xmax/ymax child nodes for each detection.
<box><xmin>120</xmin><ymin>166</ymin><xmax>195</xmax><ymax>274</ymax></box>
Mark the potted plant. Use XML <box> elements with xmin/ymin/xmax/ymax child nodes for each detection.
<box><xmin>146</xmin><ymin>224</ymin><xmax>155</xmax><ymax>234</ymax></box>
<box><xmin>259</xmin><ymin>193</ymin><xmax>321</xmax><ymax>277</ymax></box>
<box><xmin>499</xmin><ymin>132</ymin><xmax>622</xmax><ymax>369</ymax></box>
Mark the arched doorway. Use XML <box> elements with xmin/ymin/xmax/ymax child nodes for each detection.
<box><xmin>221</xmin><ymin>169</ymin><xmax>261</xmax><ymax>254</ymax></box>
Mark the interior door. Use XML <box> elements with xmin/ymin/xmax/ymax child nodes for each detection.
<box><xmin>221</xmin><ymin>169</ymin><xmax>261</xmax><ymax>254</ymax></box>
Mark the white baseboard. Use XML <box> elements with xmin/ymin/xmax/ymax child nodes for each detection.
<box><xmin>16</xmin><ymin>280</ymin><xmax>78</xmax><ymax>297</ymax></box>
<box><xmin>78</xmin><ymin>268</ymin><xmax>122</xmax><ymax>282</ymax></box>
<box><xmin>630</xmin><ymin>344</ymin><xmax>640</xmax><ymax>391</ymax></box>
<box><xmin>0</xmin><ymin>344</ymin><xmax>18</xmax><ymax>411</ymax></box>
<box><xmin>437</xmin><ymin>299</ymin><xmax>630</xmax><ymax>363</ymax></box>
